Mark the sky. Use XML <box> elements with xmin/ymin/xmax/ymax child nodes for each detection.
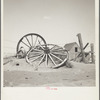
<box><xmin>3</xmin><ymin>0</ymin><xmax>95</xmax><ymax>54</ymax></box>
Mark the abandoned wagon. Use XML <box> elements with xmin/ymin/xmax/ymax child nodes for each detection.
<box><xmin>16</xmin><ymin>33</ymin><xmax>69</xmax><ymax>69</ymax></box>
<box><xmin>64</xmin><ymin>42</ymin><xmax>81</xmax><ymax>60</ymax></box>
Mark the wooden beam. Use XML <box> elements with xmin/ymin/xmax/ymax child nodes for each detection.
<box><xmin>77</xmin><ymin>33</ymin><xmax>86</xmax><ymax>63</ymax></box>
<box><xmin>83</xmin><ymin>43</ymin><xmax>89</xmax><ymax>50</ymax></box>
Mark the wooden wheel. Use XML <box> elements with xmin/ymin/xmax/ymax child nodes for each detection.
<box><xmin>26</xmin><ymin>44</ymin><xmax>69</xmax><ymax>68</ymax></box>
<box><xmin>16</xmin><ymin>33</ymin><xmax>46</xmax><ymax>57</ymax></box>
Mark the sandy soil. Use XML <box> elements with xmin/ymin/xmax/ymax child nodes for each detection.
<box><xmin>3</xmin><ymin>57</ymin><xmax>95</xmax><ymax>87</ymax></box>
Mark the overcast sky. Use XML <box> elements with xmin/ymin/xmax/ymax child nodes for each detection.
<box><xmin>3</xmin><ymin>0</ymin><xmax>95</xmax><ymax>53</ymax></box>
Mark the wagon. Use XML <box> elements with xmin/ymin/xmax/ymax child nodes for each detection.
<box><xmin>16</xmin><ymin>33</ymin><xmax>69</xmax><ymax>69</ymax></box>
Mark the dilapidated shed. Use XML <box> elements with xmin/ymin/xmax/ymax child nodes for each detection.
<box><xmin>64</xmin><ymin>42</ymin><xmax>81</xmax><ymax>60</ymax></box>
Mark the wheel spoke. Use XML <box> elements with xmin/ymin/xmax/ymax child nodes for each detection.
<box><xmin>45</xmin><ymin>54</ymin><xmax>48</xmax><ymax>67</ymax></box>
<box><xmin>51</xmin><ymin>47</ymin><xmax>63</xmax><ymax>51</ymax></box>
<box><xmin>32</xmin><ymin>47</ymin><xmax>43</xmax><ymax>52</ymax></box>
<box><xmin>28</xmin><ymin>53</ymin><xmax>43</xmax><ymax>59</ymax></box>
<box><xmin>31</xmin><ymin>54</ymin><xmax>44</xmax><ymax>62</ymax></box>
<box><xmin>30</xmin><ymin>51</ymin><xmax>43</xmax><ymax>54</ymax></box>
<box><xmin>33</xmin><ymin>36</ymin><xmax>38</xmax><ymax>47</ymax></box>
<box><xmin>39</xmin><ymin>39</ymin><xmax>47</xmax><ymax>47</ymax></box>
<box><xmin>50</xmin><ymin>45</ymin><xmax>56</xmax><ymax>50</ymax></box>
<box><xmin>50</xmin><ymin>53</ymin><xmax>63</xmax><ymax>61</ymax></box>
<box><xmin>38</xmin><ymin>40</ymin><xmax>45</xmax><ymax>50</ymax></box>
<box><xmin>48</xmin><ymin>54</ymin><xmax>56</xmax><ymax>66</ymax></box>
<box><xmin>38</xmin><ymin>54</ymin><xmax>45</xmax><ymax>66</ymax></box>
<box><xmin>25</xmin><ymin>36</ymin><xmax>31</xmax><ymax>47</ymax></box>
<box><xmin>21</xmin><ymin>40</ymin><xmax>30</xmax><ymax>48</ymax></box>
<box><xmin>51</xmin><ymin>49</ymin><xmax>64</xmax><ymax>52</ymax></box>
<box><xmin>31</xmin><ymin>35</ymin><xmax>33</xmax><ymax>47</ymax></box>
<box><xmin>52</xmin><ymin>52</ymin><xmax>67</xmax><ymax>56</ymax></box>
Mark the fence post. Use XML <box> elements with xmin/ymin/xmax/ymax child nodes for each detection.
<box><xmin>90</xmin><ymin>43</ymin><xmax>95</xmax><ymax>63</ymax></box>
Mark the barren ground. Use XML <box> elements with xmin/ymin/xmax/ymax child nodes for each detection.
<box><xmin>3</xmin><ymin>56</ymin><xmax>95</xmax><ymax>87</ymax></box>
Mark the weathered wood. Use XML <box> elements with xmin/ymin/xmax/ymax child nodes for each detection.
<box><xmin>77</xmin><ymin>33</ymin><xmax>86</xmax><ymax>63</ymax></box>
<box><xmin>90</xmin><ymin>43</ymin><xmax>95</xmax><ymax>63</ymax></box>
<box><xmin>75</xmin><ymin>43</ymin><xmax>89</xmax><ymax>58</ymax></box>
<box><xmin>83</xmin><ymin>43</ymin><xmax>89</xmax><ymax>50</ymax></box>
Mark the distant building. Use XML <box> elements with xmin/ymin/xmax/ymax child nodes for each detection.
<box><xmin>64</xmin><ymin>42</ymin><xmax>81</xmax><ymax>60</ymax></box>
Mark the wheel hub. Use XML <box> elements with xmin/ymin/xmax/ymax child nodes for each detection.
<box><xmin>44</xmin><ymin>47</ymin><xmax>50</xmax><ymax>54</ymax></box>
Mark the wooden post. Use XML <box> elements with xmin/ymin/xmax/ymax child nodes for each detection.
<box><xmin>90</xmin><ymin>43</ymin><xmax>95</xmax><ymax>63</ymax></box>
<box><xmin>77</xmin><ymin>33</ymin><xmax>86</xmax><ymax>63</ymax></box>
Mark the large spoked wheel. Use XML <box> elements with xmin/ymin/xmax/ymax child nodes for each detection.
<box><xmin>26</xmin><ymin>44</ymin><xmax>69</xmax><ymax>68</ymax></box>
<box><xmin>16</xmin><ymin>33</ymin><xmax>46</xmax><ymax>57</ymax></box>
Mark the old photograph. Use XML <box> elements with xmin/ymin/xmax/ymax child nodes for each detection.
<box><xmin>3</xmin><ymin>0</ymin><xmax>96</xmax><ymax>87</ymax></box>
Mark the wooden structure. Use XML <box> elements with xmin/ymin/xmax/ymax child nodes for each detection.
<box><xmin>90</xmin><ymin>43</ymin><xmax>95</xmax><ymax>63</ymax></box>
<box><xmin>77</xmin><ymin>33</ymin><xmax>87</xmax><ymax>63</ymax></box>
<box><xmin>64</xmin><ymin>42</ymin><xmax>81</xmax><ymax>60</ymax></box>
